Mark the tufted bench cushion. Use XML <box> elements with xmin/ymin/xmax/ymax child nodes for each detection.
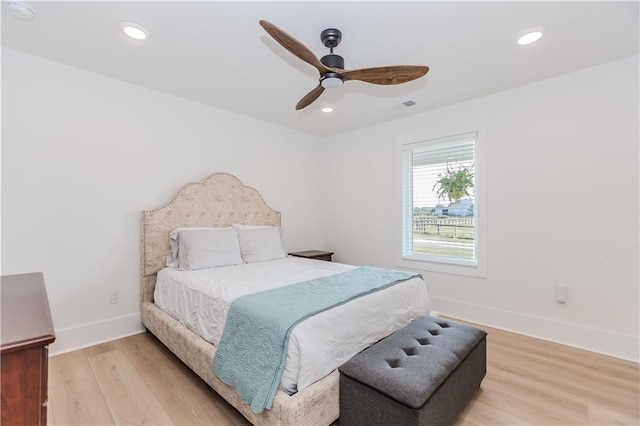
<box><xmin>339</xmin><ymin>316</ymin><xmax>487</xmax><ymax>426</ymax></box>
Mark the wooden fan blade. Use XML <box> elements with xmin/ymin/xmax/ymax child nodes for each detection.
<box><xmin>342</xmin><ymin>65</ymin><xmax>429</xmax><ymax>85</ymax></box>
<box><xmin>260</xmin><ymin>20</ymin><xmax>329</xmax><ymax>75</ymax></box>
<box><xmin>296</xmin><ymin>85</ymin><xmax>325</xmax><ymax>110</ymax></box>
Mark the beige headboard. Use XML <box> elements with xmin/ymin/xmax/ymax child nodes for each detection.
<box><xmin>141</xmin><ymin>172</ymin><xmax>281</xmax><ymax>303</ymax></box>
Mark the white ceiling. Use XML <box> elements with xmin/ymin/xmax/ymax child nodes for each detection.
<box><xmin>2</xmin><ymin>1</ymin><xmax>638</xmax><ymax>137</ymax></box>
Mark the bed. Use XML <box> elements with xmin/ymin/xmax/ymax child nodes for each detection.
<box><xmin>141</xmin><ymin>172</ymin><xmax>429</xmax><ymax>425</ymax></box>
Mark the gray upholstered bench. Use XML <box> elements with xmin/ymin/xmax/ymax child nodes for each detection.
<box><xmin>339</xmin><ymin>316</ymin><xmax>487</xmax><ymax>426</ymax></box>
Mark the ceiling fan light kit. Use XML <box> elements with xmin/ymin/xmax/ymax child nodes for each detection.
<box><xmin>259</xmin><ymin>20</ymin><xmax>429</xmax><ymax>110</ymax></box>
<box><xmin>320</xmin><ymin>73</ymin><xmax>343</xmax><ymax>88</ymax></box>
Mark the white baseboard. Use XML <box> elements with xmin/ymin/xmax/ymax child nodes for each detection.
<box><xmin>430</xmin><ymin>296</ymin><xmax>639</xmax><ymax>363</ymax></box>
<box><xmin>47</xmin><ymin>301</ymin><xmax>639</xmax><ymax>363</ymax></box>
<box><xmin>49</xmin><ymin>312</ymin><xmax>145</xmax><ymax>356</ymax></box>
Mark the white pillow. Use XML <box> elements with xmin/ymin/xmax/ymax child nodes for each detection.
<box><xmin>168</xmin><ymin>228</ymin><xmax>243</xmax><ymax>270</ymax></box>
<box><xmin>166</xmin><ymin>226</ymin><xmax>230</xmax><ymax>269</ymax></box>
<box><xmin>236</xmin><ymin>226</ymin><xmax>286</xmax><ymax>263</ymax></box>
<box><xmin>166</xmin><ymin>227</ymin><xmax>225</xmax><ymax>268</ymax></box>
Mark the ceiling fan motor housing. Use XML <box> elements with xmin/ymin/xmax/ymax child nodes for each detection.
<box><xmin>320</xmin><ymin>52</ymin><xmax>345</xmax><ymax>88</ymax></box>
<box><xmin>321</xmin><ymin>53</ymin><xmax>345</xmax><ymax>69</ymax></box>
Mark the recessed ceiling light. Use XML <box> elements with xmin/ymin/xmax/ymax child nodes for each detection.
<box><xmin>7</xmin><ymin>2</ymin><xmax>36</xmax><ymax>21</ymax></box>
<box><xmin>321</xmin><ymin>107</ymin><xmax>334</xmax><ymax>113</ymax></box>
<box><xmin>517</xmin><ymin>29</ymin><xmax>543</xmax><ymax>46</ymax></box>
<box><xmin>119</xmin><ymin>21</ymin><xmax>150</xmax><ymax>40</ymax></box>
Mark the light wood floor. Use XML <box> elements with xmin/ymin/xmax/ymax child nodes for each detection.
<box><xmin>48</xmin><ymin>322</ymin><xmax>639</xmax><ymax>425</ymax></box>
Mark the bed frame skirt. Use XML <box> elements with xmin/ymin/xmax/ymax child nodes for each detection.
<box><xmin>142</xmin><ymin>300</ymin><xmax>339</xmax><ymax>425</ymax></box>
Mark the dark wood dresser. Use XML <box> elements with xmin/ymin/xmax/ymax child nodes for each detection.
<box><xmin>1</xmin><ymin>272</ymin><xmax>55</xmax><ymax>426</ymax></box>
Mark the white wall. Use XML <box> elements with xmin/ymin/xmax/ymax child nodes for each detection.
<box><xmin>320</xmin><ymin>56</ymin><xmax>639</xmax><ymax>361</ymax></box>
<box><xmin>1</xmin><ymin>48</ymin><xmax>324</xmax><ymax>354</ymax></box>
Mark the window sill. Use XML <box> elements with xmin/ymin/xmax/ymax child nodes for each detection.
<box><xmin>396</xmin><ymin>255</ymin><xmax>487</xmax><ymax>278</ymax></box>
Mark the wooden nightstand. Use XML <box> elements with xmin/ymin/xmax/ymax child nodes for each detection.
<box><xmin>289</xmin><ymin>250</ymin><xmax>334</xmax><ymax>262</ymax></box>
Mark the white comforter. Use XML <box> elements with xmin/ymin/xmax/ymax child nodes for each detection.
<box><xmin>154</xmin><ymin>257</ymin><xmax>430</xmax><ymax>394</ymax></box>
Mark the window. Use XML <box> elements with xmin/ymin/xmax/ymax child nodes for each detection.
<box><xmin>399</xmin><ymin>131</ymin><xmax>486</xmax><ymax>277</ymax></box>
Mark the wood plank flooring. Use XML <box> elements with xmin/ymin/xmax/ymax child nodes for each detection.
<box><xmin>48</xmin><ymin>322</ymin><xmax>639</xmax><ymax>425</ymax></box>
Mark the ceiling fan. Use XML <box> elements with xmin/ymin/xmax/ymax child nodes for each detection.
<box><xmin>259</xmin><ymin>20</ymin><xmax>430</xmax><ymax>110</ymax></box>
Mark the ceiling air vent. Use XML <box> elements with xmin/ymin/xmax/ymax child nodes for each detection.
<box><xmin>392</xmin><ymin>100</ymin><xmax>418</xmax><ymax>110</ymax></box>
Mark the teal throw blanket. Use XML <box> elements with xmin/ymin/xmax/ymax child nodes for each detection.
<box><xmin>212</xmin><ymin>266</ymin><xmax>422</xmax><ymax>414</ymax></box>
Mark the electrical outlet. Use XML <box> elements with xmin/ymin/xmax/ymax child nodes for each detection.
<box><xmin>555</xmin><ymin>284</ymin><xmax>568</xmax><ymax>305</ymax></box>
<box><xmin>109</xmin><ymin>290</ymin><xmax>120</xmax><ymax>304</ymax></box>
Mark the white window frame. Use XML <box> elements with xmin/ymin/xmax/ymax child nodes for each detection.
<box><xmin>396</xmin><ymin>126</ymin><xmax>488</xmax><ymax>278</ymax></box>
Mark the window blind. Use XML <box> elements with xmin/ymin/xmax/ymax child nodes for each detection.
<box><xmin>401</xmin><ymin>132</ymin><xmax>477</xmax><ymax>265</ymax></box>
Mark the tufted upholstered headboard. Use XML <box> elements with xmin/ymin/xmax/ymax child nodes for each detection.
<box><xmin>141</xmin><ymin>172</ymin><xmax>281</xmax><ymax>304</ymax></box>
